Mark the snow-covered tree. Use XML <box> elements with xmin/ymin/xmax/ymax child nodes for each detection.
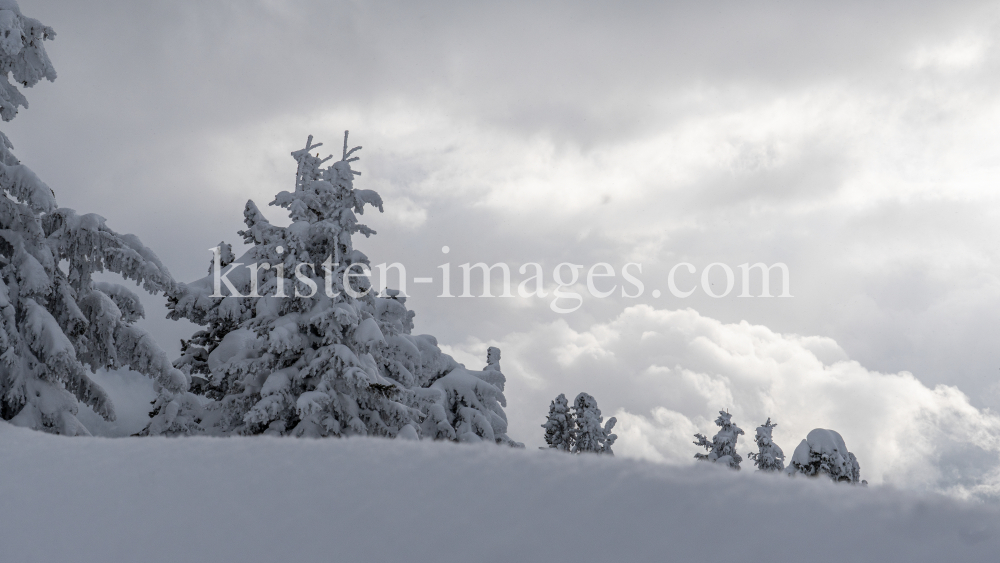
<box><xmin>157</xmin><ymin>133</ymin><xmax>520</xmax><ymax>447</ymax></box>
<box><xmin>541</xmin><ymin>393</ymin><xmax>573</xmax><ymax>451</ymax></box>
<box><xmin>0</xmin><ymin>0</ymin><xmax>55</xmax><ymax>123</ymax></box>
<box><xmin>785</xmin><ymin>428</ymin><xmax>863</xmax><ymax>483</ymax></box>
<box><xmin>421</xmin><ymin>346</ymin><xmax>521</xmax><ymax>446</ymax></box>
<box><xmin>747</xmin><ymin>417</ymin><xmax>784</xmax><ymax>472</ymax></box>
<box><xmin>571</xmin><ymin>392</ymin><xmax>616</xmax><ymax>455</ymax></box>
<box><xmin>0</xmin><ymin>1</ymin><xmax>187</xmax><ymax>435</ymax></box>
<box><xmin>693</xmin><ymin>410</ymin><xmax>744</xmax><ymax>469</ymax></box>
<box><xmin>137</xmin><ymin>390</ymin><xmax>203</xmax><ymax>436</ymax></box>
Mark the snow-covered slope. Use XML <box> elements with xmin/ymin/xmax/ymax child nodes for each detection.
<box><xmin>1</xmin><ymin>421</ymin><xmax>997</xmax><ymax>563</ymax></box>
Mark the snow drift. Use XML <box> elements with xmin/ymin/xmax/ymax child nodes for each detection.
<box><xmin>1</xmin><ymin>420</ymin><xmax>997</xmax><ymax>563</ymax></box>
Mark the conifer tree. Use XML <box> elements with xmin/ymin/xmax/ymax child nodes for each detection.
<box><xmin>0</xmin><ymin>1</ymin><xmax>187</xmax><ymax>435</ymax></box>
<box><xmin>693</xmin><ymin>410</ymin><xmax>744</xmax><ymax>469</ymax></box>
<box><xmin>156</xmin><ymin>133</ymin><xmax>520</xmax><ymax>447</ymax></box>
<box><xmin>541</xmin><ymin>393</ymin><xmax>573</xmax><ymax>451</ymax></box>
<box><xmin>421</xmin><ymin>346</ymin><xmax>521</xmax><ymax>446</ymax></box>
<box><xmin>571</xmin><ymin>392</ymin><xmax>617</xmax><ymax>455</ymax></box>
<box><xmin>785</xmin><ymin>428</ymin><xmax>863</xmax><ymax>483</ymax></box>
<box><xmin>747</xmin><ymin>417</ymin><xmax>785</xmax><ymax>472</ymax></box>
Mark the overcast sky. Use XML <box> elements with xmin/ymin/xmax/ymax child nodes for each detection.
<box><xmin>9</xmin><ymin>0</ymin><xmax>1000</xmax><ymax>496</ymax></box>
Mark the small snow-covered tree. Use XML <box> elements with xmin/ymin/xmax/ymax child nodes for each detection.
<box><xmin>747</xmin><ymin>417</ymin><xmax>784</xmax><ymax>472</ymax></box>
<box><xmin>421</xmin><ymin>346</ymin><xmax>521</xmax><ymax>446</ymax></box>
<box><xmin>541</xmin><ymin>393</ymin><xmax>573</xmax><ymax>451</ymax></box>
<box><xmin>0</xmin><ymin>1</ymin><xmax>187</xmax><ymax>435</ymax></box>
<box><xmin>158</xmin><ymin>133</ymin><xmax>520</xmax><ymax>447</ymax></box>
<box><xmin>693</xmin><ymin>410</ymin><xmax>744</xmax><ymax>469</ymax></box>
<box><xmin>137</xmin><ymin>390</ymin><xmax>203</xmax><ymax>436</ymax></box>
<box><xmin>785</xmin><ymin>428</ymin><xmax>862</xmax><ymax>483</ymax></box>
<box><xmin>571</xmin><ymin>392</ymin><xmax>616</xmax><ymax>455</ymax></box>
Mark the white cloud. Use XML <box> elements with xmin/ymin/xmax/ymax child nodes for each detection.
<box><xmin>452</xmin><ymin>305</ymin><xmax>1000</xmax><ymax>497</ymax></box>
<box><xmin>910</xmin><ymin>34</ymin><xmax>991</xmax><ymax>70</ymax></box>
<box><xmin>380</xmin><ymin>196</ymin><xmax>428</xmax><ymax>229</ymax></box>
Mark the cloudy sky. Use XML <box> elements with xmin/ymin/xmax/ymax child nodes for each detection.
<box><xmin>8</xmin><ymin>0</ymin><xmax>1000</xmax><ymax>496</ymax></box>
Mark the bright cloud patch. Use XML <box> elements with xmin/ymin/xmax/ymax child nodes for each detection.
<box><xmin>453</xmin><ymin>305</ymin><xmax>1000</xmax><ymax>499</ymax></box>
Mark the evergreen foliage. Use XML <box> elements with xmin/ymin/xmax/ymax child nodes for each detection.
<box><xmin>541</xmin><ymin>391</ymin><xmax>616</xmax><ymax>454</ymax></box>
<box><xmin>0</xmin><ymin>1</ymin><xmax>186</xmax><ymax>435</ymax></box>
<box><xmin>571</xmin><ymin>392</ymin><xmax>617</xmax><ymax>455</ymax></box>
<box><xmin>747</xmin><ymin>417</ymin><xmax>785</xmax><ymax>472</ymax></box>
<box><xmin>541</xmin><ymin>393</ymin><xmax>573</xmax><ymax>451</ymax></box>
<box><xmin>154</xmin><ymin>133</ymin><xmax>520</xmax><ymax>446</ymax></box>
<box><xmin>693</xmin><ymin>410</ymin><xmax>744</xmax><ymax>469</ymax></box>
<box><xmin>785</xmin><ymin>428</ymin><xmax>863</xmax><ymax>483</ymax></box>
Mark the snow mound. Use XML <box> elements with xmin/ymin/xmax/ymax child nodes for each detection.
<box><xmin>790</xmin><ymin>428</ymin><xmax>846</xmax><ymax>464</ymax></box>
<box><xmin>787</xmin><ymin>428</ymin><xmax>862</xmax><ymax>482</ymax></box>
<box><xmin>1</xmin><ymin>421</ymin><xmax>998</xmax><ymax>562</ymax></box>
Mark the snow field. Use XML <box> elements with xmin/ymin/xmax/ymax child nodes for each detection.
<box><xmin>1</xmin><ymin>420</ymin><xmax>997</xmax><ymax>563</ymax></box>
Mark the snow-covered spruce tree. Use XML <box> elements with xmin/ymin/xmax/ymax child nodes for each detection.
<box><xmin>693</xmin><ymin>410</ymin><xmax>744</xmax><ymax>469</ymax></box>
<box><xmin>421</xmin><ymin>346</ymin><xmax>520</xmax><ymax>446</ymax></box>
<box><xmin>541</xmin><ymin>392</ymin><xmax>573</xmax><ymax>451</ymax></box>
<box><xmin>0</xmin><ymin>1</ymin><xmax>186</xmax><ymax>435</ymax></box>
<box><xmin>785</xmin><ymin>428</ymin><xmax>863</xmax><ymax>483</ymax></box>
<box><xmin>0</xmin><ymin>0</ymin><xmax>53</xmax><ymax>122</ymax></box>
<box><xmin>571</xmin><ymin>392</ymin><xmax>616</xmax><ymax>455</ymax></box>
<box><xmin>747</xmin><ymin>417</ymin><xmax>784</xmax><ymax>472</ymax></box>
<box><xmin>156</xmin><ymin>133</ymin><xmax>520</xmax><ymax>446</ymax></box>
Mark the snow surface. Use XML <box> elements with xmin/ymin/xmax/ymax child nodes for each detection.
<box><xmin>1</xmin><ymin>420</ymin><xmax>998</xmax><ymax>562</ymax></box>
